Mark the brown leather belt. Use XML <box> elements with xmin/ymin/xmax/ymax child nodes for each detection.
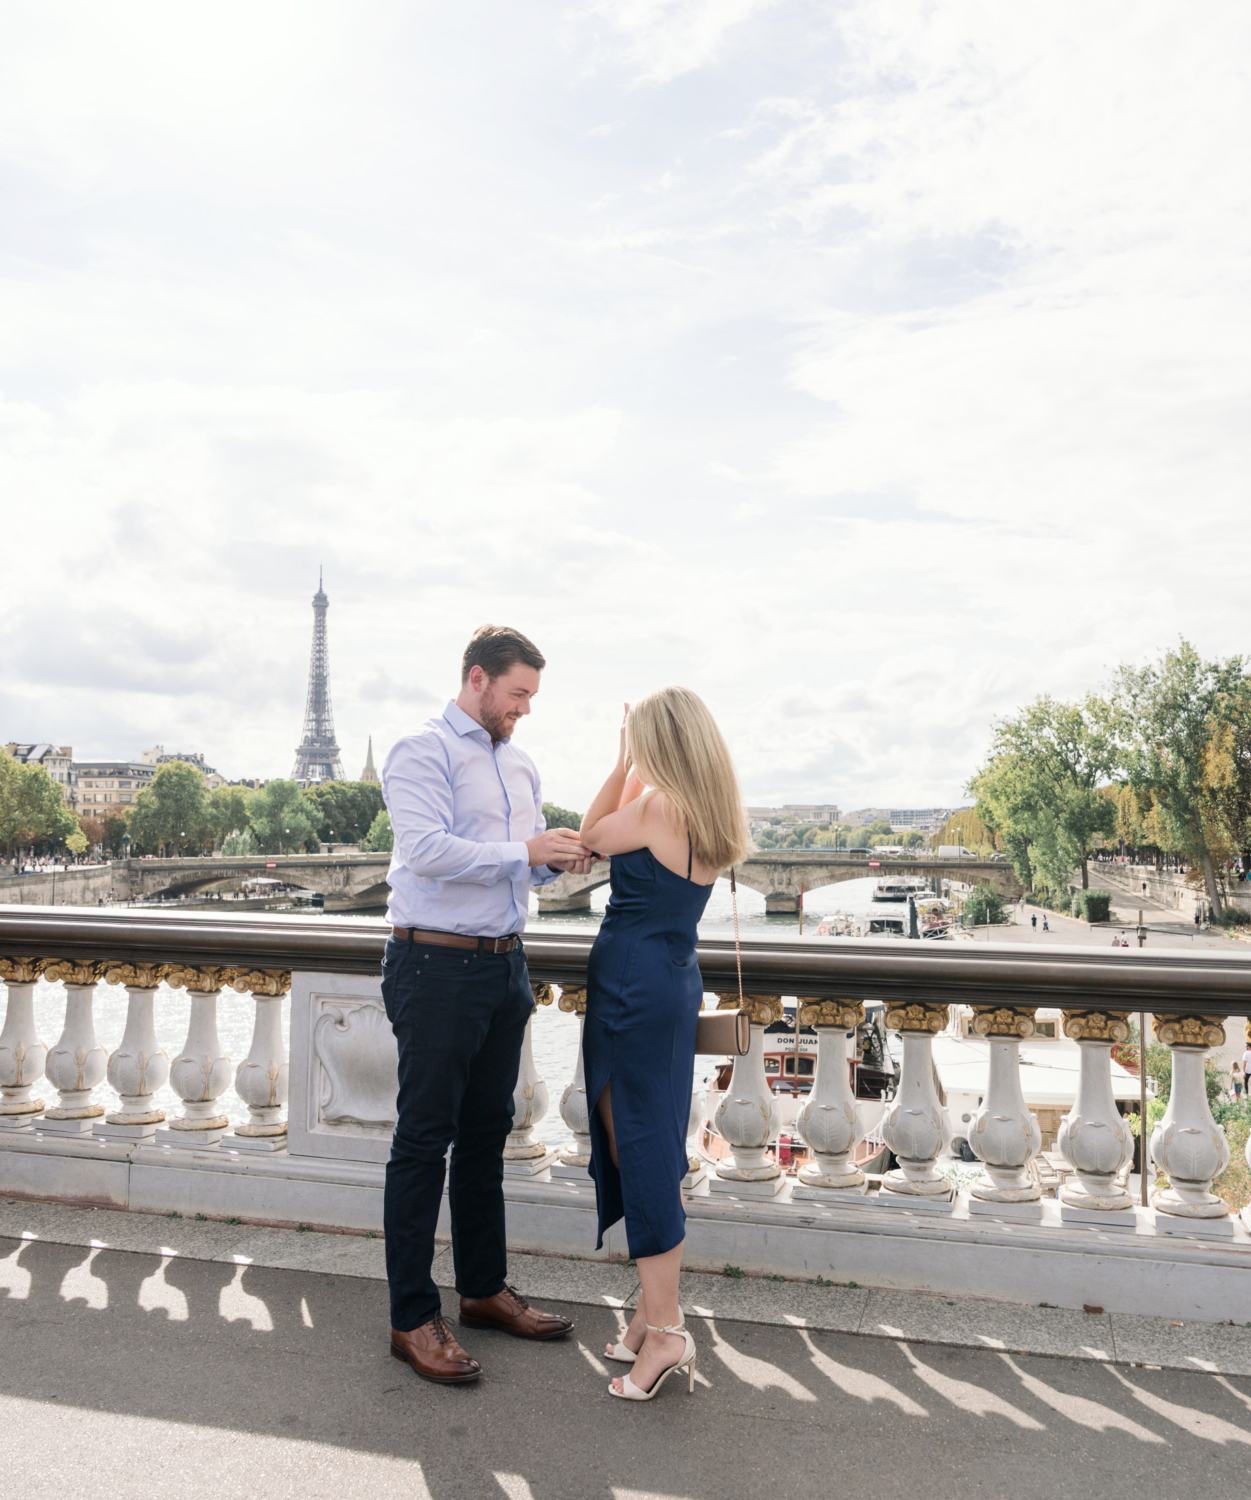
<box><xmin>392</xmin><ymin>927</ymin><xmax>521</xmax><ymax>955</ymax></box>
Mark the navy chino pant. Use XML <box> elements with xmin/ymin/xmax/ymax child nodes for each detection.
<box><xmin>379</xmin><ymin>934</ymin><xmax>533</xmax><ymax>1332</ymax></box>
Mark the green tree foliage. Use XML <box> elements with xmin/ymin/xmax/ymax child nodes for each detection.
<box><xmin>247</xmin><ymin>780</ymin><xmax>319</xmax><ymax>854</ymax></box>
<box><xmin>222</xmin><ymin>828</ymin><xmax>255</xmax><ymax>855</ymax></box>
<box><xmin>361</xmin><ymin>809</ymin><xmax>393</xmax><ymax>852</ymax></box>
<box><xmin>969</xmin><ymin>695</ymin><xmax>1118</xmax><ymax>898</ymax></box>
<box><xmin>964</xmin><ymin>882</ymin><xmax>1005</xmax><ymax>925</ymax></box>
<box><xmin>1112</xmin><ymin>639</ymin><xmax>1244</xmax><ymax>916</ymax></box>
<box><xmin>755</xmin><ymin>819</ymin><xmax>918</xmax><ymax>851</ymax></box>
<box><xmin>930</xmin><ymin>808</ymin><xmax>999</xmax><ymax>856</ymax></box>
<box><xmin>100</xmin><ymin>813</ymin><xmax>130</xmax><ymax>857</ymax></box>
<box><xmin>0</xmin><ymin>755</ymin><xmax>79</xmax><ymax>855</ymax></box>
<box><xmin>542</xmin><ymin>803</ymin><xmax>582</xmax><ymax>831</ymax></box>
<box><xmin>206</xmin><ymin>785</ymin><xmax>253</xmax><ymax>849</ymax></box>
<box><xmin>303</xmin><ymin>781</ymin><xmax>386</xmax><ymax>845</ymax></box>
<box><xmin>126</xmin><ymin>762</ymin><xmax>210</xmax><ymax>856</ymax></box>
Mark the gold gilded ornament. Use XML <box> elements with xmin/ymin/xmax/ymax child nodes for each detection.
<box><xmin>884</xmin><ymin>1002</ymin><xmax>949</xmax><ymax>1034</ymax></box>
<box><xmin>797</xmin><ymin>998</ymin><xmax>865</xmax><ymax>1030</ymax></box>
<box><xmin>969</xmin><ymin>1006</ymin><xmax>1036</xmax><ymax>1039</ymax></box>
<box><xmin>1061</xmin><ymin>1010</ymin><xmax>1131</xmax><ymax>1043</ymax></box>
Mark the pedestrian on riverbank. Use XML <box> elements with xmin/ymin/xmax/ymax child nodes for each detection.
<box><xmin>1031</xmin><ymin>912</ymin><xmax>1037</xmax><ymax>929</ymax></box>
<box><xmin>379</xmin><ymin>625</ymin><xmax>593</xmax><ymax>1386</ymax></box>
<box><xmin>1042</xmin><ymin>914</ymin><xmax>1049</xmax><ymax>932</ymax></box>
<box><xmin>579</xmin><ymin>688</ymin><xmax>748</xmax><ymax>1402</ymax></box>
<box><xmin>1233</xmin><ymin>1062</ymin><xmax>1243</xmax><ymax>1101</ymax></box>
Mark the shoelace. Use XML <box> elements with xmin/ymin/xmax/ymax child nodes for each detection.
<box><xmin>503</xmin><ymin>1284</ymin><xmax>532</xmax><ymax>1312</ymax></box>
<box><xmin>430</xmin><ymin>1313</ymin><xmax>453</xmax><ymax>1345</ymax></box>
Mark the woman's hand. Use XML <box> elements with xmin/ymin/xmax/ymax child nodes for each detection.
<box><xmin>618</xmin><ymin>702</ymin><xmax>631</xmax><ymax>770</ymax></box>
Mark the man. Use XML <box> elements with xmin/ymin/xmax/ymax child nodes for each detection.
<box><xmin>380</xmin><ymin>624</ymin><xmax>593</xmax><ymax>1384</ymax></box>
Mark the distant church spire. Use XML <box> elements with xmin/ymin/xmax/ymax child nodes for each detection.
<box><xmin>360</xmin><ymin>734</ymin><xmax>379</xmax><ymax>784</ymax></box>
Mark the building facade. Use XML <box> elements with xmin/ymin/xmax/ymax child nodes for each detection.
<box><xmin>4</xmin><ymin>744</ymin><xmax>76</xmax><ymax>809</ymax></box>
<box><xmin>73</xmin><ymin>761</ymin><xmax>154</xmax><ymax>814</ymax></box>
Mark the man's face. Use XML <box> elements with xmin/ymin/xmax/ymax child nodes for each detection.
<box><xmin>475</xmin><ymin>663</ymin><xmax>540</xmax><ymax>742</ymax></box>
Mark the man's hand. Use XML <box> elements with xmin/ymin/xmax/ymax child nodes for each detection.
<box><xmin>526</xmin><ymin>827</ymin><xmax>592</xmax><ymax>869</ymax></box>
<box><xmin>546</xmin><ymin>852</ymin><xmax>597</xmax><ymax>875</ymax></box>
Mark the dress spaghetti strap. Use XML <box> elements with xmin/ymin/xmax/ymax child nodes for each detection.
<box><xmin>687</xmin><ymin>832</ymin><xmax>693</xmax><ymax>880</ymax></box>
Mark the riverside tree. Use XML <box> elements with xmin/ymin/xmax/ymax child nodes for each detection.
<box><xmin>0</xmin><ymin>754</ymin><xmax>80</xmax><ymax>857</ymax></box>
<box><xmin>969</xmin><ymin>694</ymin><xmax>1118</xmax><ymax>898</ymax></box>
<box><xmin>303</xmin><ymin>780</ymin><xmax>386</xmax><ymax>846</ymax></box>
<box><xmin>126</xmin><ymin>761</ymin><xmax>210</xmax><ymax>856</ymax></box>
<box><xmin>1113</xmin><ymin>639</ymin><xmax>1245</xmax><ymax>918</ymax></box>
<box><xmin>247</xmin><ymin>779</ymin><xmax>319</xmax><ymax>854</ymax></box>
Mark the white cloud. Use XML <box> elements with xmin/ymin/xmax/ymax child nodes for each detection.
<box><xmin>0</xmin><ymin>1</ymin><xmax>1247</xmax><ymax>808</ymax></box>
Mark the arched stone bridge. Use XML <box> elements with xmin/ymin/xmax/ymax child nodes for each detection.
<box><xmin>121</xmin><ymin>854</ymin><xmax>393</xmax><ymax>912</ymax></box>
<box><xmin>535</xmin><ymin>852</ymin><xmax>1024</xmax><ymax>914</ymax></box>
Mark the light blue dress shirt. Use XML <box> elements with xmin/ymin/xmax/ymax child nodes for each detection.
<box><xmin>381</xmin><ymin>701</ymin><xmax>560</xmax><ymax>936</ymax></box>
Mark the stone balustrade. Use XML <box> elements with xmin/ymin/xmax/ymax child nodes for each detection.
<box><xmin>5</xmin><ymin>912</ymin><xmax>1251</xmax><ymax>1323</ymax></box>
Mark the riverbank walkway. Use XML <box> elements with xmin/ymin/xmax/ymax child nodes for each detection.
<box><xmin>4</xmin><ymin>1201</ymin><xmax>1251</xmax><ymax>1498</ymax></box>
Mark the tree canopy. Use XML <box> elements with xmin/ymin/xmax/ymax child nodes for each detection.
<box><xmin>304</xmin><ymin>781</ymin><xmax>386</xmax><ymax>845</ymax></box>
<box><xmin>126</xmin><ymin>761</ymin><xmax>209</xmax><ymax>856</ymax></box>
<box><xmin>246</xmin><ymin>780</ymin><xmax>320</xmax><ymax>853</ymax></box>
<box><xmin>0</xmin><ymin>755</ymin><xmax>79</xmax><ymax>855</ymax></box>
<box><xmin>361</xmin><ymin>809</ymin><xmax>393</xmax><ymax>852</ymax></box>
<box><xmin>969</xmin><ymin>694</ymin><xmax>1118</xmax><ymax>897</ymax></box>
<box><xmin>1112</xmin><ymin>639</ymin><xmax>1246</xmax><ymax>915</ymax></box>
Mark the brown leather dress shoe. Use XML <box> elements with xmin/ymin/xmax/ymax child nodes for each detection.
<box><xmin>390</xmin><ymin>1315</ymin><xmax>482</xmax><ymax>1384</ymax></box>
<box><xmin>459</xmin><ymin>1284</ymin><xmax>574</xmax><ymax>1340</ymax></box>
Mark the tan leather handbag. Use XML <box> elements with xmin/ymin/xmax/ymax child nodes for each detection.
<box><xmin>695</xmin><ymin>869</ymin><xmax>750</xmax><ymax>1056</ymax></box>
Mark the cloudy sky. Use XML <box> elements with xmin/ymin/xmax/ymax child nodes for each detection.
<box><xmin>1</xmin><ymin>2</ymin><xmax>1247</xmax><ymax>812</ymax></box>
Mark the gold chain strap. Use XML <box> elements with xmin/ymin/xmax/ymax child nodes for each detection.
<box><xmin>730</xmin><ymin>869</ymin><xmax>744</xmax><ymax>1008</ymax></box>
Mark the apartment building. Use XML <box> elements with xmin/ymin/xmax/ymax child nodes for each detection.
<box><xmin>74</xmin><ymin>760</ymin><xmax>154</xmax><ymax>813</ymax></box>
<box><xmin>4</xmin><ymin>744</ymin><xmax>76</xmax><ymax>809</ymax></box>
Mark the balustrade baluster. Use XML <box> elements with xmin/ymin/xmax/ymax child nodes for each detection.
<box><xmin>1057</xmin><ymin>1011</ymin><xmax>1136</xmax><ymax>1222</ymax></box>
<box><xmin>94</xmin><ymin>963</ymin><xmax>171</xmax><ymax>1141</ymax></box>
<box><xmin>551</xmin><ymin>986</ymin><xmax>591</xmax><ymax>1180</ymax></box>
<box><xmin>155</xmin><ymin>967</ymin><xmax>233</xmax><ymax>1148</ymax></box>
<box><xmin>793</xmin><ymin>999</ymin><xmax>867</xmax><ymax>1197</ymax></box>
<box><xmin>710</xmin><ymin>993</ymin><xmax>786</xmax><ymax>1198</ymax></box>
<box><xmin>225</xmin><ymin>969</ymin><xmax>292</xmax><ymax>1153</ymax></box>
<box><xmin>683</xmin><ymin>1085</ymin><xmax>707</xmax><ymax>1189</ymax></box>
<box><xmin>40</xmin><ymin>963</ymin><xmax>108</xmax><ymax>1134</ymax></box>
<box><xmin>0</xmin><ymin>960</ymin><xmax>49</xmax><ymax>1130</ymax></box>
<box><xmin>879</xmin><ymin>1003</ymin><xmax>954</xmax><ymax>1208</ymax></box>
<box><xmin>502</xmin><ymin>983</ymin><xmax>558</xmax><ymax>1176</ymax></box>
<box><xmin>1149</xmin><ymin>1014</ymin><xmax>1231</xmax><ymax>1233</ymax></box>
<box><xmin>965</xmin><ymin>1006</ymin><xmax>1043</xmax><ymax>1219</ymax></box>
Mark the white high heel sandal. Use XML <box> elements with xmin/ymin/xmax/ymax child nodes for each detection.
<box><xmin>606</xmin><ymin>1305</ymin><xmax>683</xmax><ymax>1364</ymax></box>
<box><xmin>608</xmin><ymin>1322</ymin><xmax>696</xmax><ymax>1401</ymax></box>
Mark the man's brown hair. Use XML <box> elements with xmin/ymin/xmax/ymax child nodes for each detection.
<box><xmin>461</xmin><ymin>624</ymin><xmax>546</xmax><ymax>683</ymax></box>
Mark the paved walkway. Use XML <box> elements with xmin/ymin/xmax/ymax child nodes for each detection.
<box><xmin>4</xmin><ymin>1202</ymin><xmax>1251</xmax><ymax>1499</ymax></box>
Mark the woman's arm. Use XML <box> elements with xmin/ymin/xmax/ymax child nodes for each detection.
<box><xmin>579</xmin><ymin>705</ymin><xmax>633</xmax><ymax>852</ymax></box>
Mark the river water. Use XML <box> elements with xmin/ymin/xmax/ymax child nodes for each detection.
<box><xmin>19</xmin><ymin>875</ymin><xmax>892</xmax><ymax>1148</ymax></box>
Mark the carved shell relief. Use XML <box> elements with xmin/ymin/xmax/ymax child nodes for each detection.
<box><xmin>715</xmin><ymin>993</ymin><xmax>785</xmax><ymax>1026</ymax></box>
<box><xmin>884</xmin><ymin>1002</ymin><xmax>949</xmax><ymax>1034</ymax></box>
<box><xmin>1152</xmin><ymin>1014</ymin><xmax>1226</xmax><ymax>1050</ymax></box>
<box><xmin>969</xmin><ymin>1005</ymin><xmax>1036</xmax><ymax>1039</ymax></box>
<box><xmin>313</xmin><ymin>1002</ymin><xmax>399</xmax><ymax>1133</ymax></box>
<box><xmin>797</xmin><ymin>998</ymin><xmax>865</xmax><ymax>1030</ymax></box>
<box><xmin>557</xmin><ymin>985</ymin><xmax>588</xmax><ymax>1014</ymax></box>
<box><xmin>0</xmin><ymin>958</ymin><xmax>46</xmax><ymax>984</ymax></box>
<box><xmin>1061</xmin><ymin>1010</ymin><xmax>1131</xmax><ymax>1043</ymax></box>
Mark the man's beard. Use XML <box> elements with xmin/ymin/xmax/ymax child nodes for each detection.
<box><xmin>479</xmin><ymin>692</ymin><xmax>516</xmax><ymax>743</ymax></box>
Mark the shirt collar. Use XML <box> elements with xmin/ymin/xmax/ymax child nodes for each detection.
<box><xmin>443</xmin><ymin>700</ymin><xmax>492</xmax><ymax>742</ymax></box>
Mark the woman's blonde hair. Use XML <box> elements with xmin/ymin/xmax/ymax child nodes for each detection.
<box><xmin>626</xmin><ymin>686</ymin><xmax>750</xmax><ymax>872</ymax></box>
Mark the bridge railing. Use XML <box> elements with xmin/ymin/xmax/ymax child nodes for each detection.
<box><xmin>1</xmin><ymin>909</ymin><xmax>1249</xmax><ymax>1244</ymax></box>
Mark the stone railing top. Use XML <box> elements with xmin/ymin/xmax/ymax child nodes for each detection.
<box><xmin>4</xmin><ymin>908</ymin><xmax>1251</xmax><ymax>1011</ymax></box>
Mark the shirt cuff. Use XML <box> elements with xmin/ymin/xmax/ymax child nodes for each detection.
<box><xmin>502</xmin><ymin>841</ymin><xmax>533</xmax><ymax>882</ymax></box>
<box><xmin>529</xmin><ymin>862</ymin><xmax>565</xmax><ymax>888</ymax></box>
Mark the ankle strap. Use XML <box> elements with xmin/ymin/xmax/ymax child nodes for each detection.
<box><xmin>645</xmin><ymin>1320</ymin><xmax>686</xmax><ymax>1335</ymax></box>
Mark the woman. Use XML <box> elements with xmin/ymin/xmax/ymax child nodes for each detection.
<box><xmin>579</xmin><ymin>687</ymin><xmax>748</xmax><ymax>1403</ymax></box>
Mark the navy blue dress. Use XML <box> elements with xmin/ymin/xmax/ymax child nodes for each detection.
<box><xmin>583</xmin><ymin>841</ymin><xmax>714</xmax><ymax>1259</ymax></box>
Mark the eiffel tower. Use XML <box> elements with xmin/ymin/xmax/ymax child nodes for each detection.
<box><xmin>291</xmin><ymin>570</ymin><xmax>345</xmax><ymax>783</ymax></box>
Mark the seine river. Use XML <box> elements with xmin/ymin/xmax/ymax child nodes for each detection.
<box><xmin>22</xmin><ymin>875</ymin><xmax>889</xmax><ymax>1148</ymax></box>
